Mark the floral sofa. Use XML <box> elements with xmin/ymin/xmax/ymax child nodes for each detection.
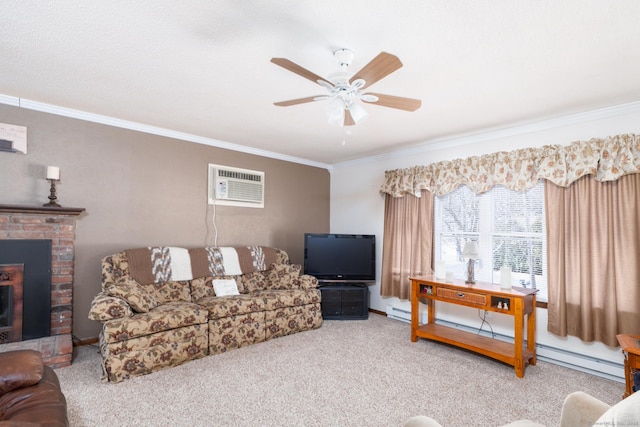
<box><xmin>88</xmin><ymin>246</ymin><xmax>323</xmax><ymax>382</ymax></box>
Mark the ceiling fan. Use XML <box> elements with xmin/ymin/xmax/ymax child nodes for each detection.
<box><xmin>271</xmin><ymin>49</ymin><xmax>422</xmax><ymax>127</ymax></box>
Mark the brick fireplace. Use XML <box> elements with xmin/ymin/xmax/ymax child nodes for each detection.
<box><xmin>0</xmin><ymin>204</ymin><xmax>84</xmax><ymax>368</ymax></box>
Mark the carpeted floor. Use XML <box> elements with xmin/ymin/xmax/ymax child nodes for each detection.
<box><xmin>55</xmin><ymin>314</ymin><xmax>623</xmax><ymax>427</ymax></box>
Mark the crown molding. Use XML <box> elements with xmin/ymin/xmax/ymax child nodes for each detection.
<box><xmin>3</xmin><ymin>93</ymin><xmax>639</xmax><ymax>171</ymax></box>
<box><xmin>333</xmin><ymin>100</ymin><xmax>640</xmax><ymax>169</ymax></box>
<box><xmin>0</xmin><ymin>95</ymin><xmax>332</xmax><ymax>170</ymax></box>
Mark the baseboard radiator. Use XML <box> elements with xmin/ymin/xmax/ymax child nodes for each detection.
<box><xmin>386</xmin><ymin>305</ymin><xmax>428</xmax><ymax>324</ymax></box>
<box><xmin>385</xmin><ymin>304</ymin><xmax>624</xmax><ymax>382</ymax></box>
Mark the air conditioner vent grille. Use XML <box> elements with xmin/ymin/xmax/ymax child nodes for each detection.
<box><xmin>208</xmin><ymin>164</ymin><xmax>265</xmax><ymax>208</ymax></box>
<box><xmin>218</xmin><ymin>169</ymin><xmax>263</xmax><ymax>183</ymax></box>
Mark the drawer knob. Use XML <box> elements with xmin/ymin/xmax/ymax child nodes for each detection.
<box><xmin>457</xmin><ymin>293</ymin><xmax>465</xmax><ymax>298</ymax></box>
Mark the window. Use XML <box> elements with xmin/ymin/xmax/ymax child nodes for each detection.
<box><xmin>434</xmin><ymin>181</ymin><xmax>547</xmax><ymax>301</ymax></box>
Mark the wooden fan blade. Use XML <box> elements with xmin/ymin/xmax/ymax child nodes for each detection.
<box><xmin>271</xmin><ymin>58</ymin><xmax>334</xmax><ymax>87</ymax></box>
<box><xmin>362</xmin><ymin>93</ymin><xmax>422</xmax><ymax>111</ymax></box>
<box><xmin>349</xmin><ymin>52</ymin><xmax>403</xmax><ymax>90</ymax></box>
<box><xmin>274</xmin><ymin>96</ymin><xmax>321</xmax><ymax>107</ymax></box>
<box><xmin>344</xmin><ymin>110</ymin><xmax>356</xmax><ymax>126</ymax></box>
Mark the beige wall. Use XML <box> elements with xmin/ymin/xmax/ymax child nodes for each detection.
<box><xmin>0</xmin><ymin>105</ymin><xmax>330</xmax><ymax>339</ymax></box>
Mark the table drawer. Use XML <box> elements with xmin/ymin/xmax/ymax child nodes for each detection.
<box><xmin>436</xmin><ymin>288</ymin><xmax>487</xmax><ymax>306</ymax></box>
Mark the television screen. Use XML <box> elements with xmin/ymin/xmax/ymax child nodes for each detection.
<box><xmin>303</xmin><ymin>233</ymin><xmax>376</xmax><ymax>282</ymax></box>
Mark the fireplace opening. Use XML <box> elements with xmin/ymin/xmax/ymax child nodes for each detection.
<box><xmin>0</xmin><ymin>240</ymin><xmax>52</xmax><ymax>341</ymax></box>
<box><xmin>0</xmin><ymin>264</ymin><xmax>23</xmax><ymax>344</ymax></box>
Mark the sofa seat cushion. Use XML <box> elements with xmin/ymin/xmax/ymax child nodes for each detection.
<box><xmin>102</xmin><ymin>301</ymin><xmax>208</xmax><ymax>343</ymax></box>
<box><xmin>258</xmin><ymin>289</ymin><xmax>321</xmax><ymax>310</ymax></box>
<box><xmin>196</xmin><ymin>294</ymin><xmax>265</xmax><ymax>320</ymax></box>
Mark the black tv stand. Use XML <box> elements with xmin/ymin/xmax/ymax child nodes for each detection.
<box><xmin>318</xmin><ymin>282</ymin><xmax>369</xmax><ymax>320</ymax></box>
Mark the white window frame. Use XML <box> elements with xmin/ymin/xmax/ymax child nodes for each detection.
<box><xmin>434</xmin><ymin>181</ymin><xmax>548</xmax><ymax>301</ymax></box>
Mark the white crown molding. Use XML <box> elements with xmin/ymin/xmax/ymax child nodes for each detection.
<box><xmin>3</xmin><ymin>93</ymin><xmax>640</xmax><ymax>171</ymax></box>
<box><xmin>0</xmin><ymin>94</ymin><xmax>332</xmax><ymax>170</ymax></box>
<box><xmin>0</xmin><ymin>94</ymin><xmax>20</xmax><ymax>106</ymax></box>
<box><xmin>333</xmin><ymin>100</ymin><xmax>640</xmax><ymax>169</ymax></box>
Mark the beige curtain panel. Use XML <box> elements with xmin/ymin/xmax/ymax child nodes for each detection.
<box><xmin>380</xmin><ymin>191</ymin><xmax>433</xmax><ymax>300</ymax></box>
<box><xmin>545</xmin><ymin>174</ymin><xmax>640</xmax><ymax>347</ymax></box>
<box><xmin>380</xmin><ymin>133</ymin><xmax>640</xmax><ymax>197</ymax></box>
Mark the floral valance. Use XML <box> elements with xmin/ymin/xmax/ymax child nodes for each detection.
<box><xmin>380</xmin><ymin>133</ymin><xmax>640</xmax><ymax>197</ymax></box>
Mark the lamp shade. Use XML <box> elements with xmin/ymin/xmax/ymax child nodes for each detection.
<box><xmin>348</xmin><ymin>102</ymin><xmax>368</xmax><ymax>124</ymax></box>
<box><xmin>325</xmin><ymin>97</ymin><xmax>344</xmax><ymax>117</ymax></box>
<box><xmin>462</xmin><ymin>241</ymin><xmax>479</xmax><ymax>259</ymax></box>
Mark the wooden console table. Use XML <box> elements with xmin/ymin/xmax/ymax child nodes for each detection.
<box><xmin>410</xmin><ymin>275</ymin><xmax>538</xmax><ymax>378</ymax></box>
<box><xmin>616</xmin><ymin>334</ymin><xmax>640</xmax><ymax>399</ymax></box>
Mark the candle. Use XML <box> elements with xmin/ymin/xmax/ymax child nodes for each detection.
<box><xmin>47</xmin><ymin>166</ymin><xmax>60</xmax><ymax>180</ymax></box>
<box><xmin>435</xmin><ymin>261</ymin><xmax>446</xmax><ymax>280</ymax></box>
<box><xmin>500</xmin><ymin>266</ymin><xmax>512</xmax><ymax>289</ymax></box>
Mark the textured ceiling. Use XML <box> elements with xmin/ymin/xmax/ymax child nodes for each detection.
<box><xmin>2</xmin><ymin>1</ymin><xmax>640</xmax><ymax>165</ymax></box>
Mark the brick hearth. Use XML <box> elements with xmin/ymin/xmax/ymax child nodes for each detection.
<box><xmin>0</xmin><ymin>204</ymin><xmax>84</xmax><ymax>368</ymax></box>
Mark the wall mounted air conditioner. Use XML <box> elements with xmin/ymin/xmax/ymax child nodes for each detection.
<box><xmin>208</xmin><ymin>164</ymin><xmax>264</xmax><ymax>208</ymax></box>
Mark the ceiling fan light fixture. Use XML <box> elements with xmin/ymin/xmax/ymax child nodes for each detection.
<box><xmin>325</xmin><ymin>97</ymin><xmax>345</xmax><ymax>118</ymax></box>
<box><xmin>327</xmin><ymin>108</ymin><xmax>345</xmax><ymax>127</ymax></box>
<box><xmin>348</xmin><ymin>102</ymin><xmax>368</xmax><ymax>124</ymax></box>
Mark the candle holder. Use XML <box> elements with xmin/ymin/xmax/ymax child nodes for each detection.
<box><xmin>43</xmin><ymin>179</ymin><xmax>61</xmax><ymax>207</ymax></box>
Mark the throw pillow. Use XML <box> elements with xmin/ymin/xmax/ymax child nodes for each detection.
<box><xmin>212</xmin><ymin>278</ymin><xmax>240</xmax><ymax>296</ymax></box>
<box><xmin>0</xmin><ymin>350</ymin><xmax>44</xmax><ymax>395</ymax></box>
<box><xmin>266</xmin><ymin>263</ymin><xmax>302</xmax><ymax>289</ymax></box>
<box><xmin>107</xmin><ymin>278</ymin><xmax>159</xmax><ymax>313</ymax></box>
<box><xmin>238</xmin><ymin>271</ymin><xmax>266</xmax><ymax>293</ymax></box>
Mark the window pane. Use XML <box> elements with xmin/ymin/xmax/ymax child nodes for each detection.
<box><xmin>493</xmin><ymin>236</ymin><xmax>544</xmax><ymax>290</ymax></box>
<box><xmin>434</xmin><ymin>181</ymin><xmax>547</xmax><ymax>300</ymax></box>
<box><xmin>440</xmin><ymin>234</ymin><xmax>478</xmax><ymax>263</ymax></box>
<box><xmin>440</xmin><ymin>186</ymin><xmax>479</xmax><ymax>233</ymax></box>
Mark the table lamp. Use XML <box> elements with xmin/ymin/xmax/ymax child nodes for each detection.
<box><xmin>462</xmin><ymin>241</ymin><xmax>480</xmax><ymax>284</ymax></box>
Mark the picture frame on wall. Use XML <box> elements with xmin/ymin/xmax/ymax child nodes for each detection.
<box><xmin>0</xmin><ymin>123</ymin><xmax>27</xmax><ymax>154</ymax></box>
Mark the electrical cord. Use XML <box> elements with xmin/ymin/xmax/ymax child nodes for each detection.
<box><xmin>477</xmin><ymin>310</ymin><xmax>495</xmax><ymax>338</ymax></box>
<box><xmin>71</xmin><ymin>334</ymin><xmax>99</xmax><ymax>349</ymax></box>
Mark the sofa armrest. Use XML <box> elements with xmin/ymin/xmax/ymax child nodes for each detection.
<box><xmin>299</xmin><ymin>274</ymin><xmax>319</xmax><ymax>289</ymax></box>
<box><xmin>0</xmin><ymin>350</ymin><xmax>44</xmax><ymax>396</ymax></box>
<box><xmin>88</xmin><ymin>292</ymin><xmax>134</xmax><ymax>322</ymax></box>
<box><xmin>559</xmin><ymin>391</ymin><xmax>611</xmax><ymax>427</ymax></box>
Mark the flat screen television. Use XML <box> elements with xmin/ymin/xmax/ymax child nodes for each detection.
<box><xmin>303</xmin><ymin>233</ymin><xmax>376</xmax><ymax>282</ymax></box>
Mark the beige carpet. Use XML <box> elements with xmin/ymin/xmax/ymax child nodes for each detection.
<box><xmin>55</xmin><ymin>314</ymin><xmax>622</xmax><ymax>427</ymax></box>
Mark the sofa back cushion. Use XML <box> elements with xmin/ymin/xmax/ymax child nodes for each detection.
<box><xmin>138</xmin><ymin>280</ymin><xmax>192</xmax><ymax>304</ymax></box>
<box><xmin>265</xmin><ymin>263</ymin><xmax>302</xmax><ymax>290</ymax></box>
<box><xmin>191</xmin><ymin>276</ymin><xmax>243</xmax><ymax>301</ymax></box>
<box><xmin>101</xmin><ymin>246</ymin><xmax>291</xmax><ymax>302</ymax></box>
<box><xmin>237</xmin><ymin>271</ymin><xmax>267</xmax><ymax>293</ymax></box>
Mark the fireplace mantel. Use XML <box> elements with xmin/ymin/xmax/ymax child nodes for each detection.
<box><xmin>0</xmin><ymin>203</ymin><xmax>85</xmax><ymax>368</ymax></box>
<box><xmin>0</xmin><ymin>204</ymin><xmax>85</xmax><ymax>216</ymax></box>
